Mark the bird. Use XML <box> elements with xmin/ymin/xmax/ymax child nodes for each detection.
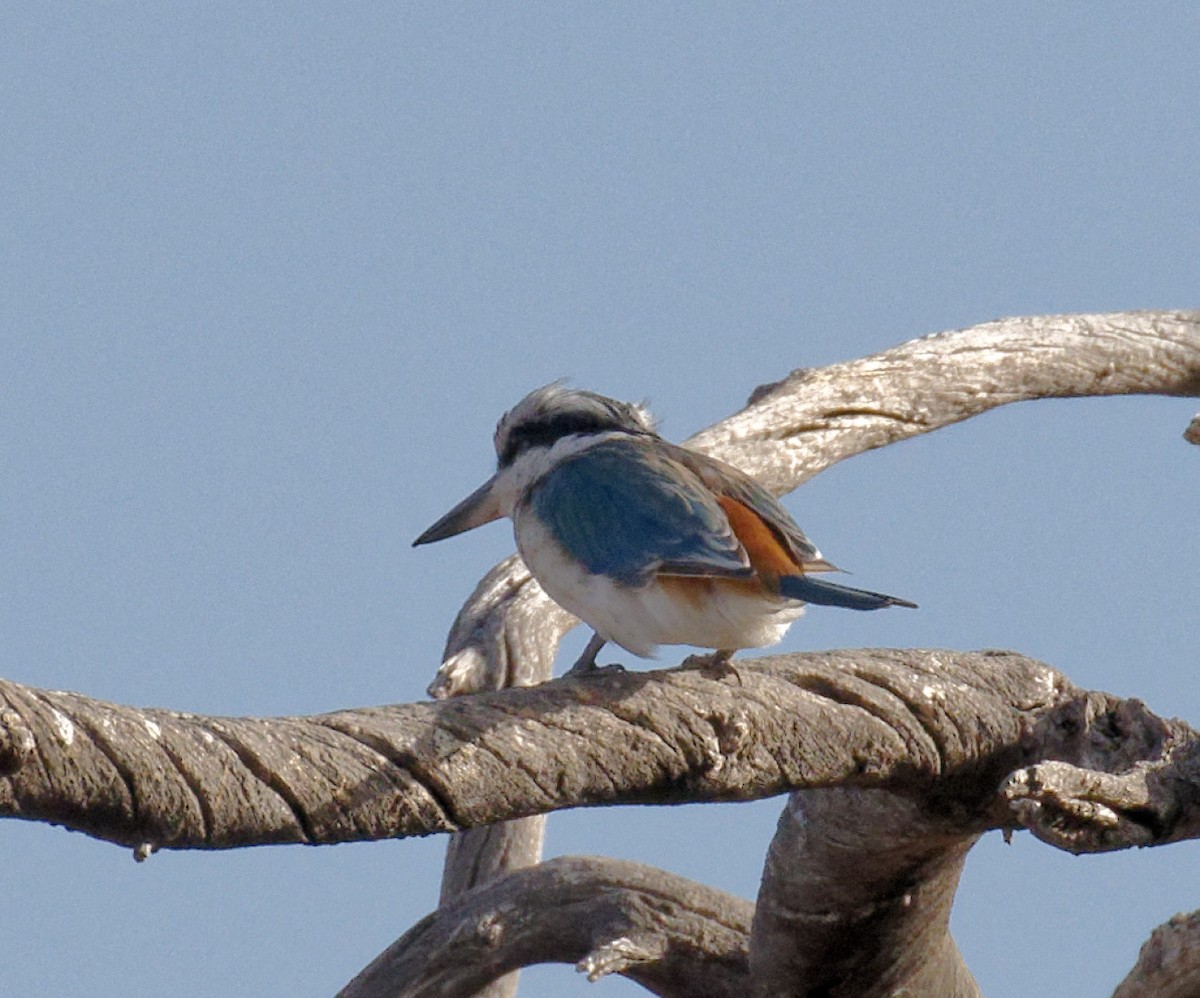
<box><xmin>413</xmin><ymin>384</ymin><xmax>915</xmax><ymax>675</ymax></box>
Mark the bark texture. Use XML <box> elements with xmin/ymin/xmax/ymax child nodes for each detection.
<box><xmin>1</xmin><ymin>311</ymin><xmax>1196</xmax><ymax>995</ymax></box>
<box><xmin>3</xmin><ymin>648</ymin><xmax>1198</xmax><ymax>852</ymax></box>
<box><xmin>0</xmin><ymin>650</ymin><xmax>1075</xmax><ymax>848</ymax></box>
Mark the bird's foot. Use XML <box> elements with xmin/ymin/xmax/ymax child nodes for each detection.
<box><xmin>680</xmin><ymin>650</ymin><xmax>741</xmax><ymax>684</ymax></box>
<box><xmin>566</xmin><ymin>632</ymin><xmax>624</xmax><ymax>677</ymax></box>
<box><xmin>565</xmin><ymin>659</ymin><xmax>626</xmax><ymax>678</ymax></box>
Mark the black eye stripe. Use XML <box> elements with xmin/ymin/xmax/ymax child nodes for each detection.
<box><xmin>499</xmin><ymin>411</ymin><xmax>649</xmax><ymax>467</ymax></box>
<box><xmin>499</xmin><ymin>415</ymin><xmax>604</xmax><ymax>466</ymax></box>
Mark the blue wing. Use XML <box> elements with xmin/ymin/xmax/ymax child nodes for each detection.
<box><xmin>527</xmin><ymin>439</ymin><xmax>753</xmax><ymax>585</ymax></box>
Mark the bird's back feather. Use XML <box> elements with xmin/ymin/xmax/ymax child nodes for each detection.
<box><xmin>527</xmin><ymin>439</ymin><xmax>753</xmax><ymax>585</ymax></box>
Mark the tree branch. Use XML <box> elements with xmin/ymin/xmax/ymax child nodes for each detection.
<box><xmin>750</xmin><ymin>789</ymin><xmax>981</xmax><ymax>997</ymax></box>
<box><xmin>340</xmin><ymin>856</ymin><xmax>752</xmax><ymax>998</ymax></box>
<box><xmin>5</xmin><ymin>650</ymin><xmax>1196</xmax><ymax>857</ymax></box>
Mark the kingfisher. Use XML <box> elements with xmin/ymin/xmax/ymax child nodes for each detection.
<box><xmin>413</xmin><ymin>384</ymin><xmax>915</xmax><ymax>674</ymax></box>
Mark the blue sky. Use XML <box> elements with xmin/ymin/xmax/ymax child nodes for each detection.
<box><xmin>2</xmin><ymin>6</ymin><xmax>1197</xmax><ymax>996</ymax></box>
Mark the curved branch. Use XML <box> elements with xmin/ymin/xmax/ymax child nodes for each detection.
<box><xmin>750</xmin><ymin>789</ymin><xmax>981</xmax><ymax>997</ymax></box>
<box><xmin>689</xmin><ymin>310</ymin><xmax>1200</xmax><ymax>490</ymax></box>
<box><xmin>340</xmin><ymin>856</ymin><xmax>752</xmax><ymax>998</ymax></box>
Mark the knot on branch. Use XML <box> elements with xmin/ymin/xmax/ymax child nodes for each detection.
<box><xmin>702</xmin><ymin>708</ymin><xmax>754</xmax><ymax>773</ymax></box>
<box><xmin>1004</xmin><ymin>761</ymin><xmax>1156</xmax><ymax>853</ymax></box>
<box><xmin>0</xmin><ymin>708</ymin><xmax>35</xmax><ymax>776</ymax></box>
<box><xmin>578</xmin><ymin>934</ymin><xmax>667</xmax><ymax>982</ymax></box>
<box><xmin>1028</xmin><ymin>693</ymin><xmax>1170</xmax><ymax>772</ymax></box>
<box><xmin>1004</xmin><ymin>695</ymin><xmax>1193</xmax><ymax>854</ymax></box>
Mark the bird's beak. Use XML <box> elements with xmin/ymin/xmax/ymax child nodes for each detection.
<box><xmin>412</xmin><ymin>476</ymin><xmax>504</xmax><ymax>545</ymax></box>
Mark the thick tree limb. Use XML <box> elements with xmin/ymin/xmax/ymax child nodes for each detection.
<box><xmin>3</xmin><ymin>650</ymin><xmax>1196</xmax><ymax>857</ymax></box>
<box><xmin>750</xmin><ymin>790</ymin><xmax>981</xmax><ymax>998</ymax></box>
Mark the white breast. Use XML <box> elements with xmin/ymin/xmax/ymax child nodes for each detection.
<box><xmin>514</xmin><ymin>512</ymin><xmax>804</xmax><ymax>657</ymax></box>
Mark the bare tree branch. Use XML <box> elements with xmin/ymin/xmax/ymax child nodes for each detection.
<box><xmin>4</xmin><ymin>649</ymin><xmax>1196</xmax><ymax>857</ymax></box>
<box><xmin>689</xmin><ymin>310</ymin><xmax>1200</xmax><ymax>490</ymax></box>
<box><xmin>438</xmin><ymin>817</ymin><xmax>546</xmax><ymax>998</ymax></box>
<box><xmin>340</xmin><ymin>856</ymin><xmax>752</xmax><ymax>998</ymax></box>
<box><xmin>430</xmin><ymin>556</ymin><xmax>561</xmax><ymax>998</ymax></box>
<box><xmin>750</xmin><ymin>789</ymin><xmax>981</xmax><ymax>998</ymax></box>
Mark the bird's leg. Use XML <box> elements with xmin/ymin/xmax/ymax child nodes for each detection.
<box><xmin>566</xmin><ymin>632</ymin><xmax>624</xmax><ymax>676</ymax></box>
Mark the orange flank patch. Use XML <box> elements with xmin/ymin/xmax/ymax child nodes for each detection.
<box><xmin>716</xmin><ymin>497</ymin><xmax>801</xmax><ymax>578</ymax></box>
<box><xmin>659</xmin><ymin>574</ymin><xmax>765</xmax><ymax>608</ymax></box>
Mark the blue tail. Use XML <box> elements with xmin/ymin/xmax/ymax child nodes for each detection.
<box><xmin>778</xmin><ymin>575</ymin><xmax>917</xmax><ymax>611</ymax></box>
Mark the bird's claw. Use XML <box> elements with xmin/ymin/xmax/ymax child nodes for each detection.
<box><xmin>566</xmin><ymin>661</ymin><xmax>626</xmax><ymax>678</ymax></box>
<box><xmin>680</xmin><ymin>651</ymin><xmax>741</xmax><ymax>684</ymax></box>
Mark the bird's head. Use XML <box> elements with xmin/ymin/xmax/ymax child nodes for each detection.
<box><xmin>492</xmin><ymin>383</ymin><xmax>655</xmax><ymax>469</ymax></box>
<box><xmin>413</xmin><ymin>383</ymin><xmax>656</xmax><ymax>546</ymax></box>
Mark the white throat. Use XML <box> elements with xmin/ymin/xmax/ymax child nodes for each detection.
<box><xmin>491</xmin><ymin>431</ymin><xmax>625</xmax><ymax>517</ymax></box>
